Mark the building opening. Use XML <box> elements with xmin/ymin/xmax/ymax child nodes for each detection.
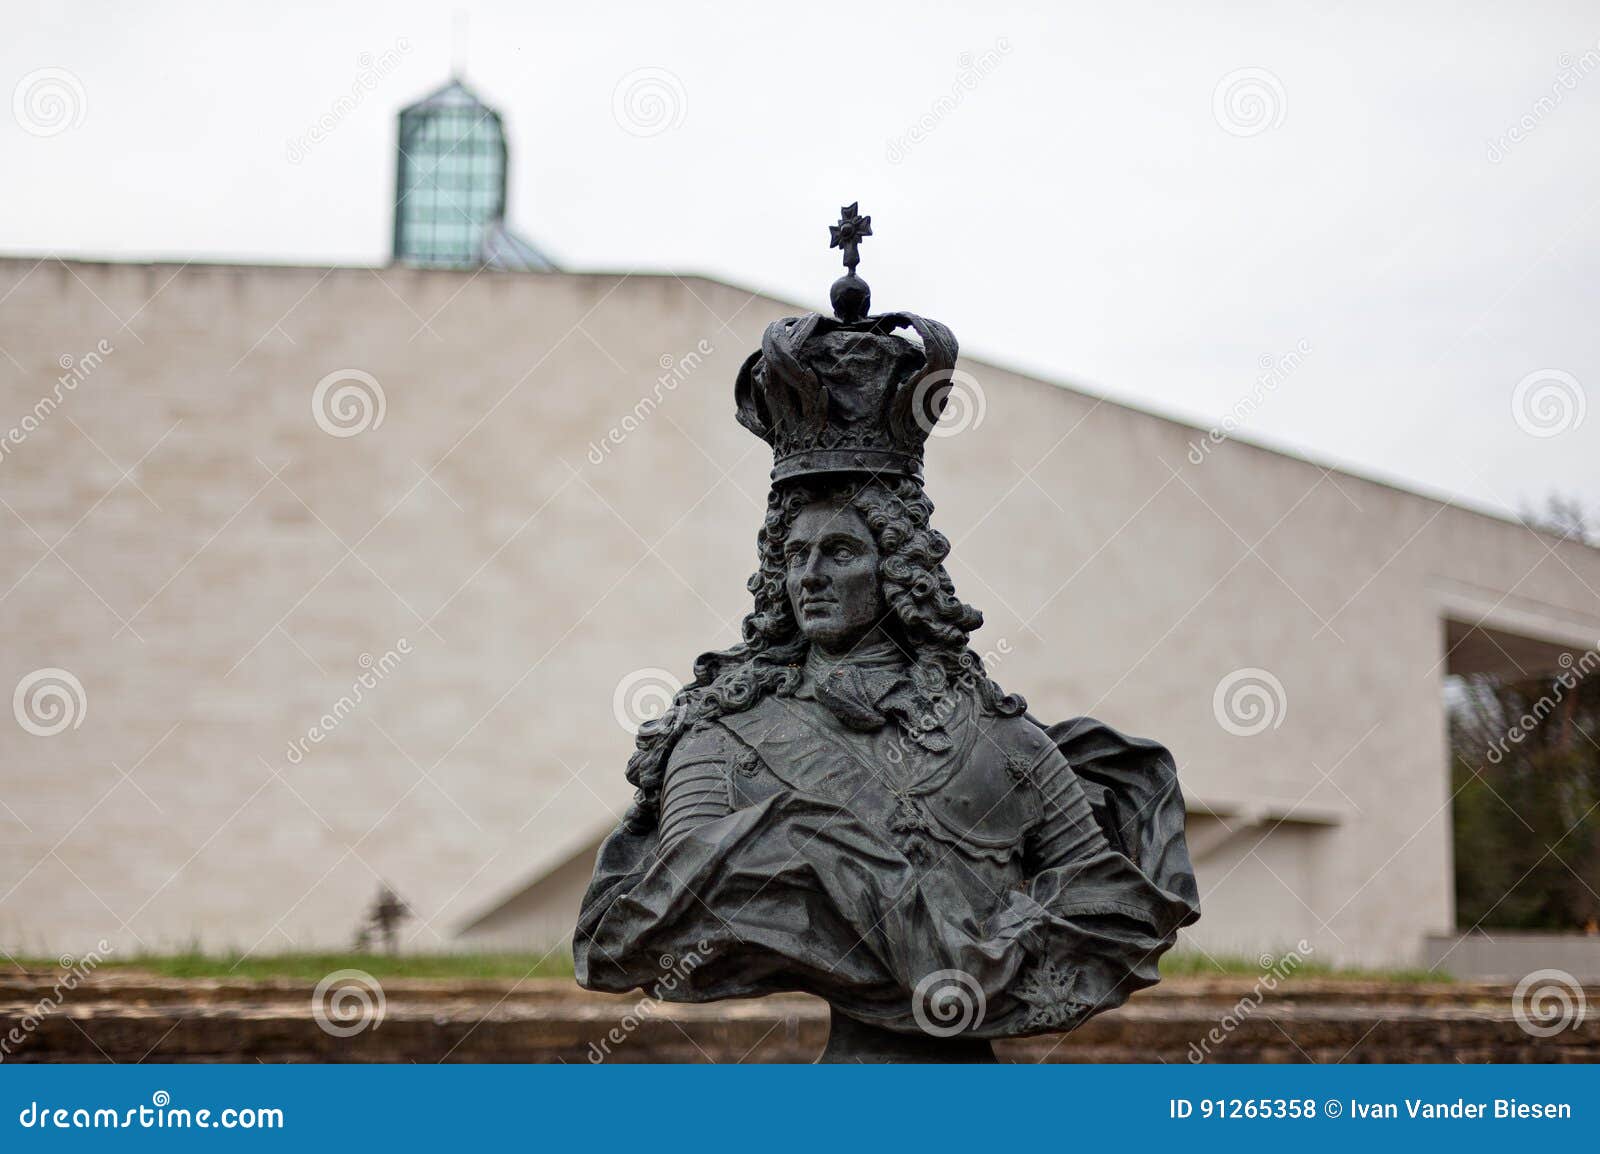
<box><xmin>1442</xmin><ymin>618</ymin><xmax>1600</xmax><ymax>937</ymax></box>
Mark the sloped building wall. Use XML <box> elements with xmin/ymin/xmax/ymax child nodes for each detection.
<box><xmin>2</xmin><ymin>257</ymin><xmax>1596</xmax><ymax>967</ymax></box>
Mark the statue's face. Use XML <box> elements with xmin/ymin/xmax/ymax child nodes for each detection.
<box><xmin>784</xmin><ymin>496</ymin><xmax>885</xmax><ymax>654</ymax></box>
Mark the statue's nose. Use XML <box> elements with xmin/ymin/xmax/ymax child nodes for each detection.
<box><xmin>800</xmin><ymin>556</ymin><xmax>828</xmax><ymax>590</ymax></box>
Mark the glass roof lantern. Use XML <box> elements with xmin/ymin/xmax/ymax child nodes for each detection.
<box><xmin>394</xmin><ymin>78</ymin><xmax>553</xmax><ymax>270</ymax></box>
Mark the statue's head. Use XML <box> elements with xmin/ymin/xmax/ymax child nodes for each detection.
<box><xmin>750</xmin><ymin>476</ymin><xmax>978</xmax><ymax>662</ymax></box>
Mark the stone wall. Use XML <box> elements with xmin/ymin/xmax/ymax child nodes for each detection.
<box><xmin>1425</xmin><ymin>933</ymin><xmax>1600</xmax><ymax>981</ymax></box>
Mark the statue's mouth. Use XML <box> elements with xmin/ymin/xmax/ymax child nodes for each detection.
<box><xmin>800</xmin><ymin>599</ymin><xmax>836</xmax><ymax>614</ymax></box>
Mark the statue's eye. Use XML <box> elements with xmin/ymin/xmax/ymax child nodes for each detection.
<box><xmin>830</xmin><ymin>546</ymin><xmax>857</xmax><ymax>562</ymax></box>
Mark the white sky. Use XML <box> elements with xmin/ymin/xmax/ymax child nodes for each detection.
<box><xmin>6</xmin><ymin>0</ymin><xmax>1598</xmax><ymax>518</ymax></box>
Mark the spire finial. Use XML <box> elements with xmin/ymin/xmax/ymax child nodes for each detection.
<box><xmin>828</xmin><ymin>202</ymin><xmax>873</xmax><ymax>322</ymax></box>
<box><xmin>829</xmin><ymin>202</ymin><xmax>872</xmax><ymax>273</ymax></box>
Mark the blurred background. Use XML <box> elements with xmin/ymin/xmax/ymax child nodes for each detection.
<box><xmin>2</xmin><ymin>1</ymin><xmax>1599</xmax><ymax>1055</ymax></box>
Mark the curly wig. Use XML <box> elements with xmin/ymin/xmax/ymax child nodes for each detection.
<box><xmin>622</xmin><ymin>476</ymin><xmax>1023</xmax><ymax>828</ymax></box>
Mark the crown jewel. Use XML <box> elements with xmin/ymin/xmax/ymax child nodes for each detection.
<box><xmin>735</xmin><ymin>204</ymin><xmax>958</xmax><ymax>484</ymax></box>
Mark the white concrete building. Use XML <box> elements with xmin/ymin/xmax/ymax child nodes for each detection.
<box><xmin>3</xmin><ymin>252</ymin><xmax>1597</xmax><ymax>970</ymax></box>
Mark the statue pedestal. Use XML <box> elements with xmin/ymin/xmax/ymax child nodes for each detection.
<box><xmin>818</xmin><ymin>1007</ymin><xmax>997</xmax><ymax>1064</ymax></box>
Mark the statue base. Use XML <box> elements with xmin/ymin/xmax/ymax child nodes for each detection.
<box><xmin>817</xmin><ymin>1007</ymin><xmax>997</xmax><ymax>1064</ymax></box>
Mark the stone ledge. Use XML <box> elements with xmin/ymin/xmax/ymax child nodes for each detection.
<box><xmin>3</xmin><ymin>973</ymin><xmax>1594</xmax><ymax>1063</ymax></box>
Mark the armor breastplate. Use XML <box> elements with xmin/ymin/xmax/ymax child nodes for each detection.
<box><xmin>717</xmin><ymin>694</ymin><xmax>1039</xmax><ymax>866</ymax></box>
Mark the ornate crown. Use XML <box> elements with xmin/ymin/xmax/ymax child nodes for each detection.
<box><xmin>735</xmin><ymin>204</ymin><xmax>958</xmax><ymax>484</ymax></box>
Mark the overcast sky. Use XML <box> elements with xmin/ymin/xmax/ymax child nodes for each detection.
<box><xmin>6</xmin><ymin>0</ymin><xmax>1598</xmax><ymax>519</ymax></box>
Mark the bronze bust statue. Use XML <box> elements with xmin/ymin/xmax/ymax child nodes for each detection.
<box><xmin>576</xmin><ymin>206</ymin><xmax>1200</xmax><ymax>1061</ymax></box>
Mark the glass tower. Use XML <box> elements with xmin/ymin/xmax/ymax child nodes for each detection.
<box><xmin>393</xmin><ymin>79</ymin><xmax>508</xmax><ymax>267</ymax></box>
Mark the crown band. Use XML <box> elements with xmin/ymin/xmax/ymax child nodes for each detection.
<box><xmin>770</xmin><ymin>447</ymin><xmax>925</xmax><ymax>484</ymax></box>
